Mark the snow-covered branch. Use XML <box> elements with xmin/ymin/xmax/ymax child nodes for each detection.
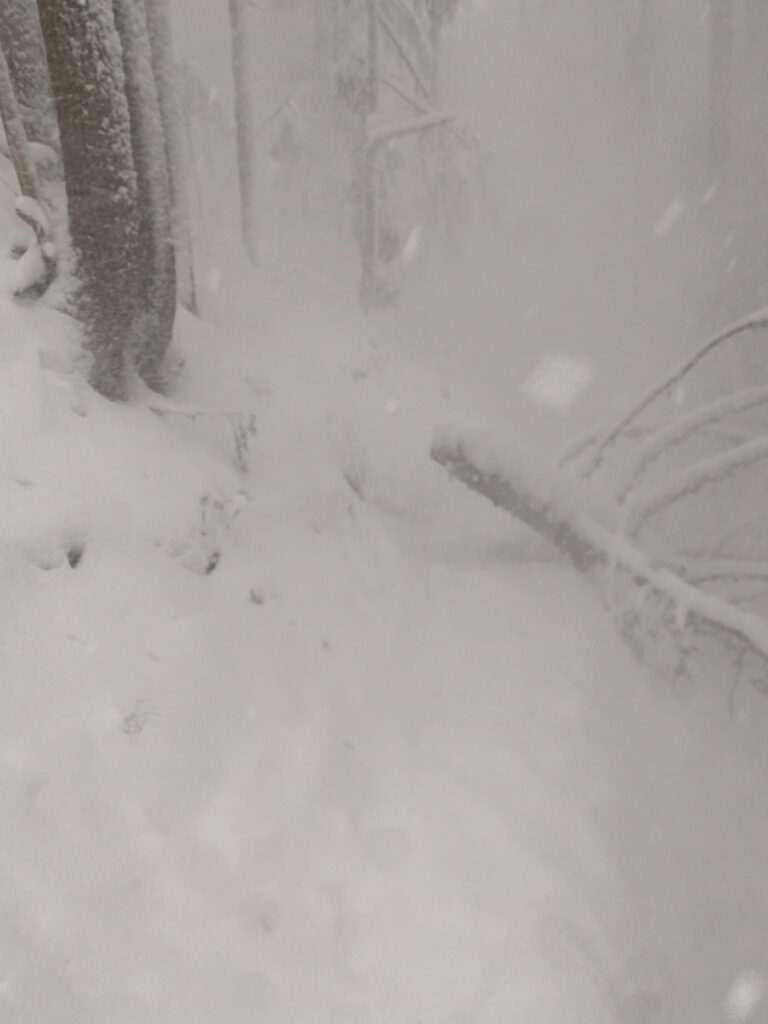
<box><xmin>618</xmin><ymin>384</ymin><xmax>768</xmax><ymax>500</ymax></box>
<box><xmin>669</xmin><ymin>557</ymin><xmax>768</xmax><ymax>584</ymax></box>
<box><xmin>627</xmin><ymin>435</ymin><xmax>768</xmax><ymax>537</ymax></box>
<box><xmin>431</xmin><ymin>422</ymin><xmax>768</xmax><ymax>683</ymax></box>
<box><xmin>587</xmin><ymin>308</ymin><xmax>768</xmax><ymax>471</ymax></box>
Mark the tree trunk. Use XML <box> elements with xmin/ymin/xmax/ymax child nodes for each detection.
<box><xmin>431</xmin><ymin>423</ymin><xmax>768</xmax><ymax>684</ymax></box>
<box><xmin>359</xmin><ymin>0</ymin><xmax>379</xmax><ymax>311</ymax></box>
<box><xmin>144</xmin><ymin>0</ymin><xmax>196</xmax><ymax>313</ymax></box>
<box><xmin>37</xmin><ymin>0</ymin><xmax>141</xmax><ymax>399</ymax></box>
<box><xmin>112</xmin><ymin>0</ymin><xmax>176</xmax><ymax>389</ymax></box>
<box><xmin>227</xmin><ymin>0</ymin><xmax>259</xmax><ymax>265</ymax></box>
<box><xmin>0</xmin><ymin>0</ymin><xmax>57</xmax><ymax>149</ymax></box>
<box><xmin>0</xmin><ymin>41</ymin><xmax>42</xmax><ymax>202</ymax></box>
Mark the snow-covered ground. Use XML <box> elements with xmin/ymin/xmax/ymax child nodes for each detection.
<box><xmin>3</xmin><ymin>3</ymin><xmax>768</xmax><ymax>1017</ymax></box>
<box><xmin>2</xmin><ymin>229</ymin><xmax>768</xmax><ymax>1024</ymax></box>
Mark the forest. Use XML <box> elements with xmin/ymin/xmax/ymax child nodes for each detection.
<box><xmin>2</xmin><ymin>2</ymin><xmax>768</xmax><ymax>1022</ymax></box>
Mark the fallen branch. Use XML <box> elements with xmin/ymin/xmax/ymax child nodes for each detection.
<box><xmin>431</xmin><ymin>422</ymin><xmax>768</xmax><ymax>685</ymax></box>
<box><xmin>146</xmin><ymin>395</ymin><xmax>257</xmax><ymax>473</ymax></box>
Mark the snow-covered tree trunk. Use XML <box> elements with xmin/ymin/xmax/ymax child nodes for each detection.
<box><xmin>0</xmin><ymin>0</ymin><xmax>57</xmax><ymax>150</ymax></box>
<box><xmin>37</xmin><ymin>0</ymin><xmax>141</xmax><ymax>399</ymax></box>
<box><xmin>431</xmin><ymin>423</ymin><xmax>768</xmax><ymax>686</ymax></box>
<box><xmin>228</xmin><ymin>0</ymin><xmax>259</xmax><ymax>266</ymax></box>
<box><xmin>144</xmin><ymin>0</ymin><xmax>196</xmax><ymax>313</ymax></box>
<box><xmin>0</xmin><ymin>40</ymin><xmax>42</xmax><ymax>202</ymax></box>
<box><xmin>112</xmin><ymin>0</ymin><xmax>176</xmax><ymax>389</ymax></box>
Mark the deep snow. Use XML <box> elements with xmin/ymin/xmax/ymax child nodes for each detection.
<box><xmin>2</xmin><ymin>238</ymin><xmax>768</xmax><ymax>1023</ymax></box>
<box><xmin>3</xmin><ymin>2</ymin><xmax>768</xmax><ymax>1015</ymax></box>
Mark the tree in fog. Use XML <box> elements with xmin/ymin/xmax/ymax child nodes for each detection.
<box><xmin>37</xmin><ymin>0</ymin><xmax>142</xmax><ymax>399</ymax></box>
<box><xmin>228</xmin><ymin>0</ymin><xmax>259</xmax><ymax>265</ymax></box>
<box><xmin>112</xmin><ymin>0</ymin><xmax>176</xmax><ymax>388</ymax></box>
<box><xmin>0</xmin><ymin>0</ymin><xmax>57</xmax><ymax>150</ymax></box>
<box><xmin>145</xmin><ymin>0</ymin><xmax>196</xmax><ymax>312</ymax></box>
<box><xmin>340</xmin><ymin>0</ymin><xmax>458</xmax><ymax>308</ymax></box>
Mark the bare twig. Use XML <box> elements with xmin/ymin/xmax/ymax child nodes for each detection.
<box><xmin>618</xmin><ymin>384</ymin><xmax>768</xmax><ymax>500</ymax></box>
<box><xmin>368</xmin><ymin>109</ymin><xmax>454</xmax><ymax>145</ymax></box>
<box><xmin>588</xmin><ymin>309</ymin><xmax>768</xmax><ymax>471</ymax></box>
<box><xmin>627</xmin><ymin>435</ymin><xmax>768</xmax><ymax>537</ymax></box>
<box><xmin>377</xmin><ymin>11</ymin><xmax>431</xmax><ymax>98</ymax></box>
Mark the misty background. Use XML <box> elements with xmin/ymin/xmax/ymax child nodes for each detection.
<box><xmin>173</xmin><ymin>0</ymin><xmax>766</xmax><ymax>440</ymax></box>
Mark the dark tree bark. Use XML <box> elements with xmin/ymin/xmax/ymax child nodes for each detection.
<box><xmin>37</xmin><ymin>0</ymin><xmax>141</xmax><ymax>399</ymax></box>
<box><xmin>144</xmin><ymin>0</ymin><xmax>196</xmax><ymax>313</ymax></box>
<box><xmin>228</xmin><ymin>0</ymin><xmax>259</xmax><ymax>265</ymax></box>
<box><xmin>0</xmin><ymin>0</ymin><xmax>57</xmax><ymax>149</ymax></box>
<box><xmin>112</xmin><ymin>0</ymin><xmax>176</xmax><ymax>389</ymax></box>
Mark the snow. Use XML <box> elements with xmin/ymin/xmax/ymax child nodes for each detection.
<box><xmin>15</xmin><ymin>194</ymin><xmax>49</xmax><ymax>237</ymax></box>
<box><xmin>520</xmin><ymin>351</ymin><xmax>594</xmax><ymax>412</ymax></box>
<box><xmin>3</xmin><ymin>244</ymin><xmax>768</xmax><ymax>1022</ymax></box>
<box><xmin>653</xmin><ymin>197</ymin><xmax>685</xmax><ymax>238</ymax></box>
<box><xmin>5</xmin><ymin>5</ymin><xmax>768</xmax><ymax>1022</ymax></box>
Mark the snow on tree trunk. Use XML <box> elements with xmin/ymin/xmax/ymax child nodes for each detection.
<box><xmin>0</xmin><ymin>0</ymin><xmax>57</xmax><ymax>150</ymax></box>
<box><xmin>144</xmin><ymin>0</ymin><xmax>196</xmax><ymax>313</ymax></box>
<box><xmin>227</xmin><ymin>0</ymin><xmax>259</xmax><ymax>266</ymax></box>
<box><xmin>0</xmin><ymin>40</ymin><xmax>42</xmax><ymax>203</ymax></box>
<box><xmin>112</xmin><ymin>0</ymin><xmax>176</xmax><ymax>390</ymax></box>
<box><xmin>37</xmin><ymin>0</ymin><xmax>141</xmax><ymax>399</ymax></box>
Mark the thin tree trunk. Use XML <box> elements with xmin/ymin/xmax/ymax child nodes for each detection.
<box><xmin>0</xmin><ymin>41</ymin><xmax>42</xmax><ymax>202</ymax></box>
<box><xmin>228</xmin><ymin>0</ymin><xmax>259</xmax><ymax>265</ymax></box>
<box><xmin>359</xmin><ymin>0</ymin><xmax>379</xmax><ymax>311</ymax></box>
<box><xmin>144</xmin><ymin>0</ymin><xmax>196</xmax><ymax>313</ymax></box>
<box><xmin>112</xmin><ymin>0</ymin><xmax>176</xmax><ymax>389</ymax></box>
<box><xmin>37</xmin><ymin>0</ymin><xmax>141</xmax><ymax>399</ymax></box>
<box><xmin>0</xmin><ymin>0</ymin><xmax>57</xmax><ymax>149</ymax></box>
